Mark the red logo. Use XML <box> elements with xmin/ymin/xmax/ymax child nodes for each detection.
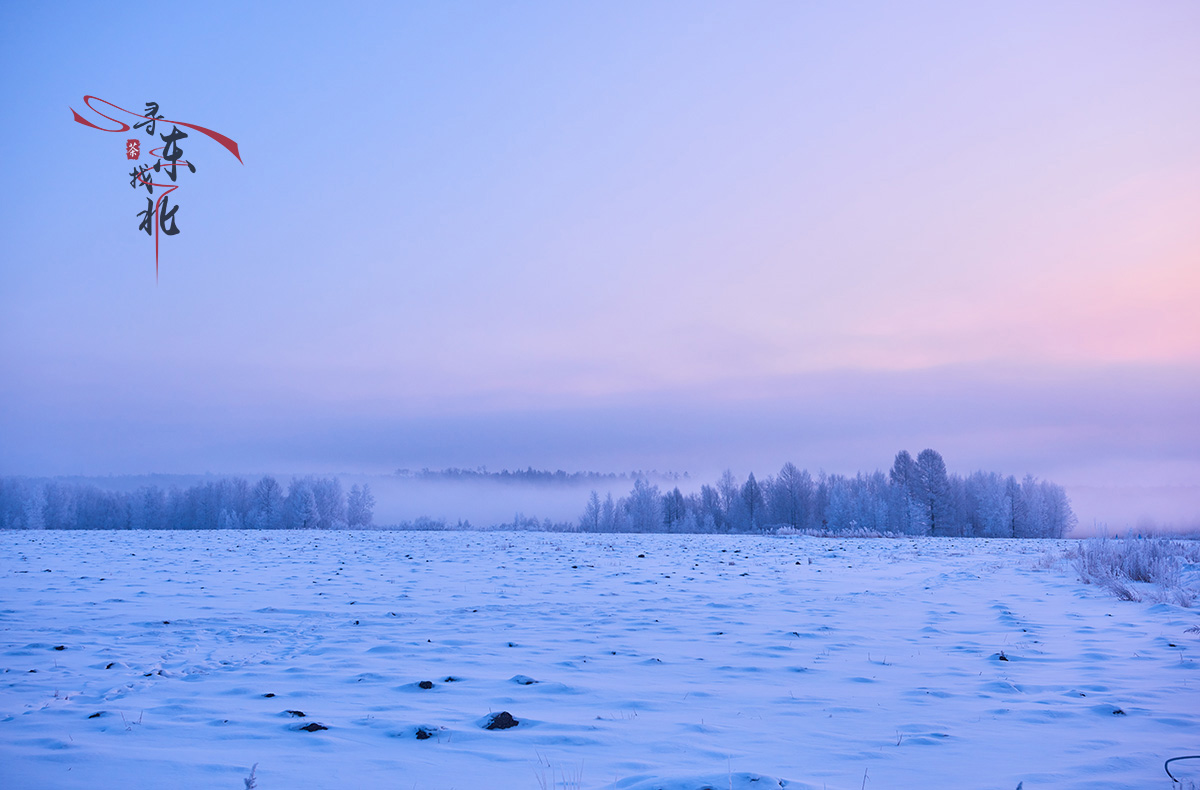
<box><xmin>126</xmin><ymin>138</ymin><xmax>140</xmax><ymax>160</ymax></box>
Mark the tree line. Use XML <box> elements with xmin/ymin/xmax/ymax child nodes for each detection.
<box><xmin>395</xmin><ymin>466</ymin><xmax>686</xmax><ymax>485</ymax></box>
<box><xmin>0</xmin><ymin>476</ymin><xmax>374</xmax><ymax>531</ymax></box>
<box><xmin>0</xmin><ymin>450</ymin><xmax>1076</xmax><ymax>536</ymax></box>
<box><xmin>577</xmin><ymin>449</ymin><xmax>1077</xmax><ymax>537</ymax></box>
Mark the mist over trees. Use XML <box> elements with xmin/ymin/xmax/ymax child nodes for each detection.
<box><xmin>0</xmin><ymin>477</ymin><xmax>372</xmax><ymax>531</ymax></box>
<box><xmin>395</xmin><ymin>466</ymin><xmax>685</xmax><ymax>485</ymax></box>
<box><xmin>0</xmin><ymin>451</ymin><xmax>1075</xmax><ymax>536</ymax></box>
<box><xmin>577</xmin><ymin>450</ymin><xmax>1077</xmax><ymax>538</ymax></box>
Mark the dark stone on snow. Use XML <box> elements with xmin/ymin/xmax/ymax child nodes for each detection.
<box><xmin>105</xmin><ymin>662</ymin><xmax>115</xmax><ymax>669</ymax></box>
<box><xmin>443</xmin><ymin>676</ymin><xmax>460</xmax><ymax>683</ymax></box>
<box><xmin>262</xmin><ymin>693</ymin><xmax>275</xmax><ymax>698</ymax></box>
<box><xmin>54</xmin><ymin>645</ymin><xmax>66</xmax><ymax>651</ymax></box>
<box><xmin>285</xmin><ymin>709</ymin><xmax>306</xmax><ymax>717</ymax></box>
<box><xmin>88</xmin><ymin>712</ymin><xmax>104</xmax><ymax>719</ymax></box>
<box><xmin>486</xmin><ymin>711</ymin><xmax>519</xmax><ymax>730</ymax></box>
<box><xmin>297</xmin><ymin>722</ymin><xmax>328</xmax><ymax>732</ymax></box>
<box><xmin>418</xmin><ymin>680</ymin><xmax>434</xmax><ymax>689</ymax></box>
<box><xmin>415</xmin><ymin>727</ymin><xmax>434</xmax><ymax>740</ymax></box>
<box><xmin>1112</xmin><ymin>708</ymin><xmax>1126</xmax><ymax>715</ymax></box>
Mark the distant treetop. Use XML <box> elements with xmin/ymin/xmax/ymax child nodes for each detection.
<box><xmin>394</xmin><ymin>467</ymin><xmax>686</xmax><ymax>485</ymax></box>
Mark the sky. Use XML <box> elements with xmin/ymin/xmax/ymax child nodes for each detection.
<box><xmin>1</xmin><ymin>2</ymin><xmax>1198</xmax><ymax>527</ymax></box>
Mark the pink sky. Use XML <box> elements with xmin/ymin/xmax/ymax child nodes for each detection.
<box><xmin>2</xmin><ymin>2</ymin><xmax>1198</xmax><ymax>528</ymax></box>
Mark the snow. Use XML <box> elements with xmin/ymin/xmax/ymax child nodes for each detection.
<box><xmin>1</xmin><ymin>531</ymin><xmax>1197</xmax><ymax>790</ymax></box>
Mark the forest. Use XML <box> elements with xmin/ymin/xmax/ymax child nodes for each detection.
<box><xmin>395</xmin><ymin>466</ymin><xmax>684</xmax><ymax>485</ymax></box>
<box><xmin>0</xmin><ymin>476</ymin><xmax>374</xmax><ymax>531</ymax></box>
<box><xmin>578</xmin><ymin>449</ymin><xmax>1077</xmax><ymax>538</ymax></box>
<box><xmin>0</xmin><ymin>449</ymin><xmax>1074</xmax><ymax>536</ymax></box>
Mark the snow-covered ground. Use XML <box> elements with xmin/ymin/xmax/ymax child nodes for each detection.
<box><xmin>2</xmin><ymin>531</ymin><xmax>1197</xmax><ymax>790</ymax></box>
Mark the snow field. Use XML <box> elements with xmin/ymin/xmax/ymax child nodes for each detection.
<box><xmin>1</xmin><ymin>531</ymin><xmax>1198</xmax><ymax>789</ymax></box>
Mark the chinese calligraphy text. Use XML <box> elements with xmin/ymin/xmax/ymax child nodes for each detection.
<box><xmin>71</xmin><ymin>95</ymin><xmax>242</xmax><ymax>280</ymax></box>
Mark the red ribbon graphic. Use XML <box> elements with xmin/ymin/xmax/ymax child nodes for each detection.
<box><xmin>71</xmin><ymin>95</ymin><xmax>243</xmax><ymax>163</ymax></box>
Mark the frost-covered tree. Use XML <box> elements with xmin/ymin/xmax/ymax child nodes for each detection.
<box><xmin>739</xmin><ymin>473</ymin><xmax>765</xmax><ymax>531</ymax></box>
<box><xmin>75</xmin><ymin>486</ymin><xmax>129</xmax><ymax>530</ymax></box>
<box><xmin>0</xmin><ymin>478</ymin><xmax>32</xmax><ymax>529</ymax></box>
<box><xmin>130</xmin><ymin>486</ymin><xmax>168</xmax><ymax>530</ymax></box>
<box><xmin>600</xmin><ymin>492</ymin><xmax>619</xmax><ymax>532</ymax></box>
<box><xmin>853</xmin><ymin>472</ymin><xmax>890</xmax><ymax>533</ymax></box>
<box><xmin>218</xmin><ymin>509</ymin><xmax>244</xmax><ymax>529</ymax></box>
<box><xmin>623</xmin><ymin>477</ymin><xmax>662</xmax><ymax>532</ymax></box>
<box><xmin>964</xmin><ymin>471</ymin><xmax>1007</xmax><ymax>537</ymax></box>
<box><xmin>310</xmin><ymin>477</ymin><xmax>346</xmax><ymax>529</ymax></box>
<box><xmin>698</xmin><ymin>485</ymin><xmax>723</xmax><ymax>532</ymax></box>
<box><xmin>914</xmin><ymin>449</ymin><xmax>953</xmax><ymax>536</ymax></box>
<box><xmin>284</xmin><ymin>479</ymin><xmax>319</xmax><ymax>530</ymax></box>
<box><xmin>825</xmin><ymin>474</ymin><xmax>853</xmax><ymax>530</ymax></box>
<box><xmin>716</xmin><ymin>470</ymin><xmax>740</xmax><ymax>526</ymax></box>
<box><xmin>347</xmin><ymin>483</ymin><xmax>375</xmax><ymax>528</ymax></box>
<box><xmin>766</xmin><ymin>462</ymin><xmax>813</xmax><ymax>529</ymax></box>
<box><xmin>249</xmin><ymin>476</ymin><xmax>285</xmax><ymax>530</ymax></box>
<box><xmin>1014</xmin><ymin>475</ymin><xmax>1076</xmax><ymax>538</ymax></box>
<box><xmin>579</xmin><ymin>490</ymin><xmax>602</xmax><ymax>532</ymax></box>
<box><xmin>1037</xmin><ymin>479</ymin><xmax>1076</xmax><ymax>538</ymax></box>
<box><xmin>814</xmin><ymin>473</ymin><xmax>832</xmax><ymax>530</ymax></box>
<box><xmin>42</xmin><ymin>483</ymin><xmax>78</xmax><ymax>530</ymax></box>
<box><xmin>23</xmin><ymin>484</ymin><xmax>45</xmax><ymax>530</ymax></box>
<box><xmin>888</xmin><ymin>451</ymin><xmax>918</xmax><ymax>533</ymax></box>
<box><xmin>1005</xmin><ymin>475</ymin><xmax>1026</xmax><ymax>538</ymax></box>
<box><xmin>662</xmin><ymin>487</ymin><xmax>687</xmax><ymax>532</ymax></box>
<box><xmin>1019</xmin><ymin>474</ymin><xmax>1045</xmax><ymax>538</ymax></box>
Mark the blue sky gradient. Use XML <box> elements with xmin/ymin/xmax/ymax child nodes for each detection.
<box><xmin>2</xmin><ymin>2</ymin><xmax>1198</xmax><ymax>524</ymax></box>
